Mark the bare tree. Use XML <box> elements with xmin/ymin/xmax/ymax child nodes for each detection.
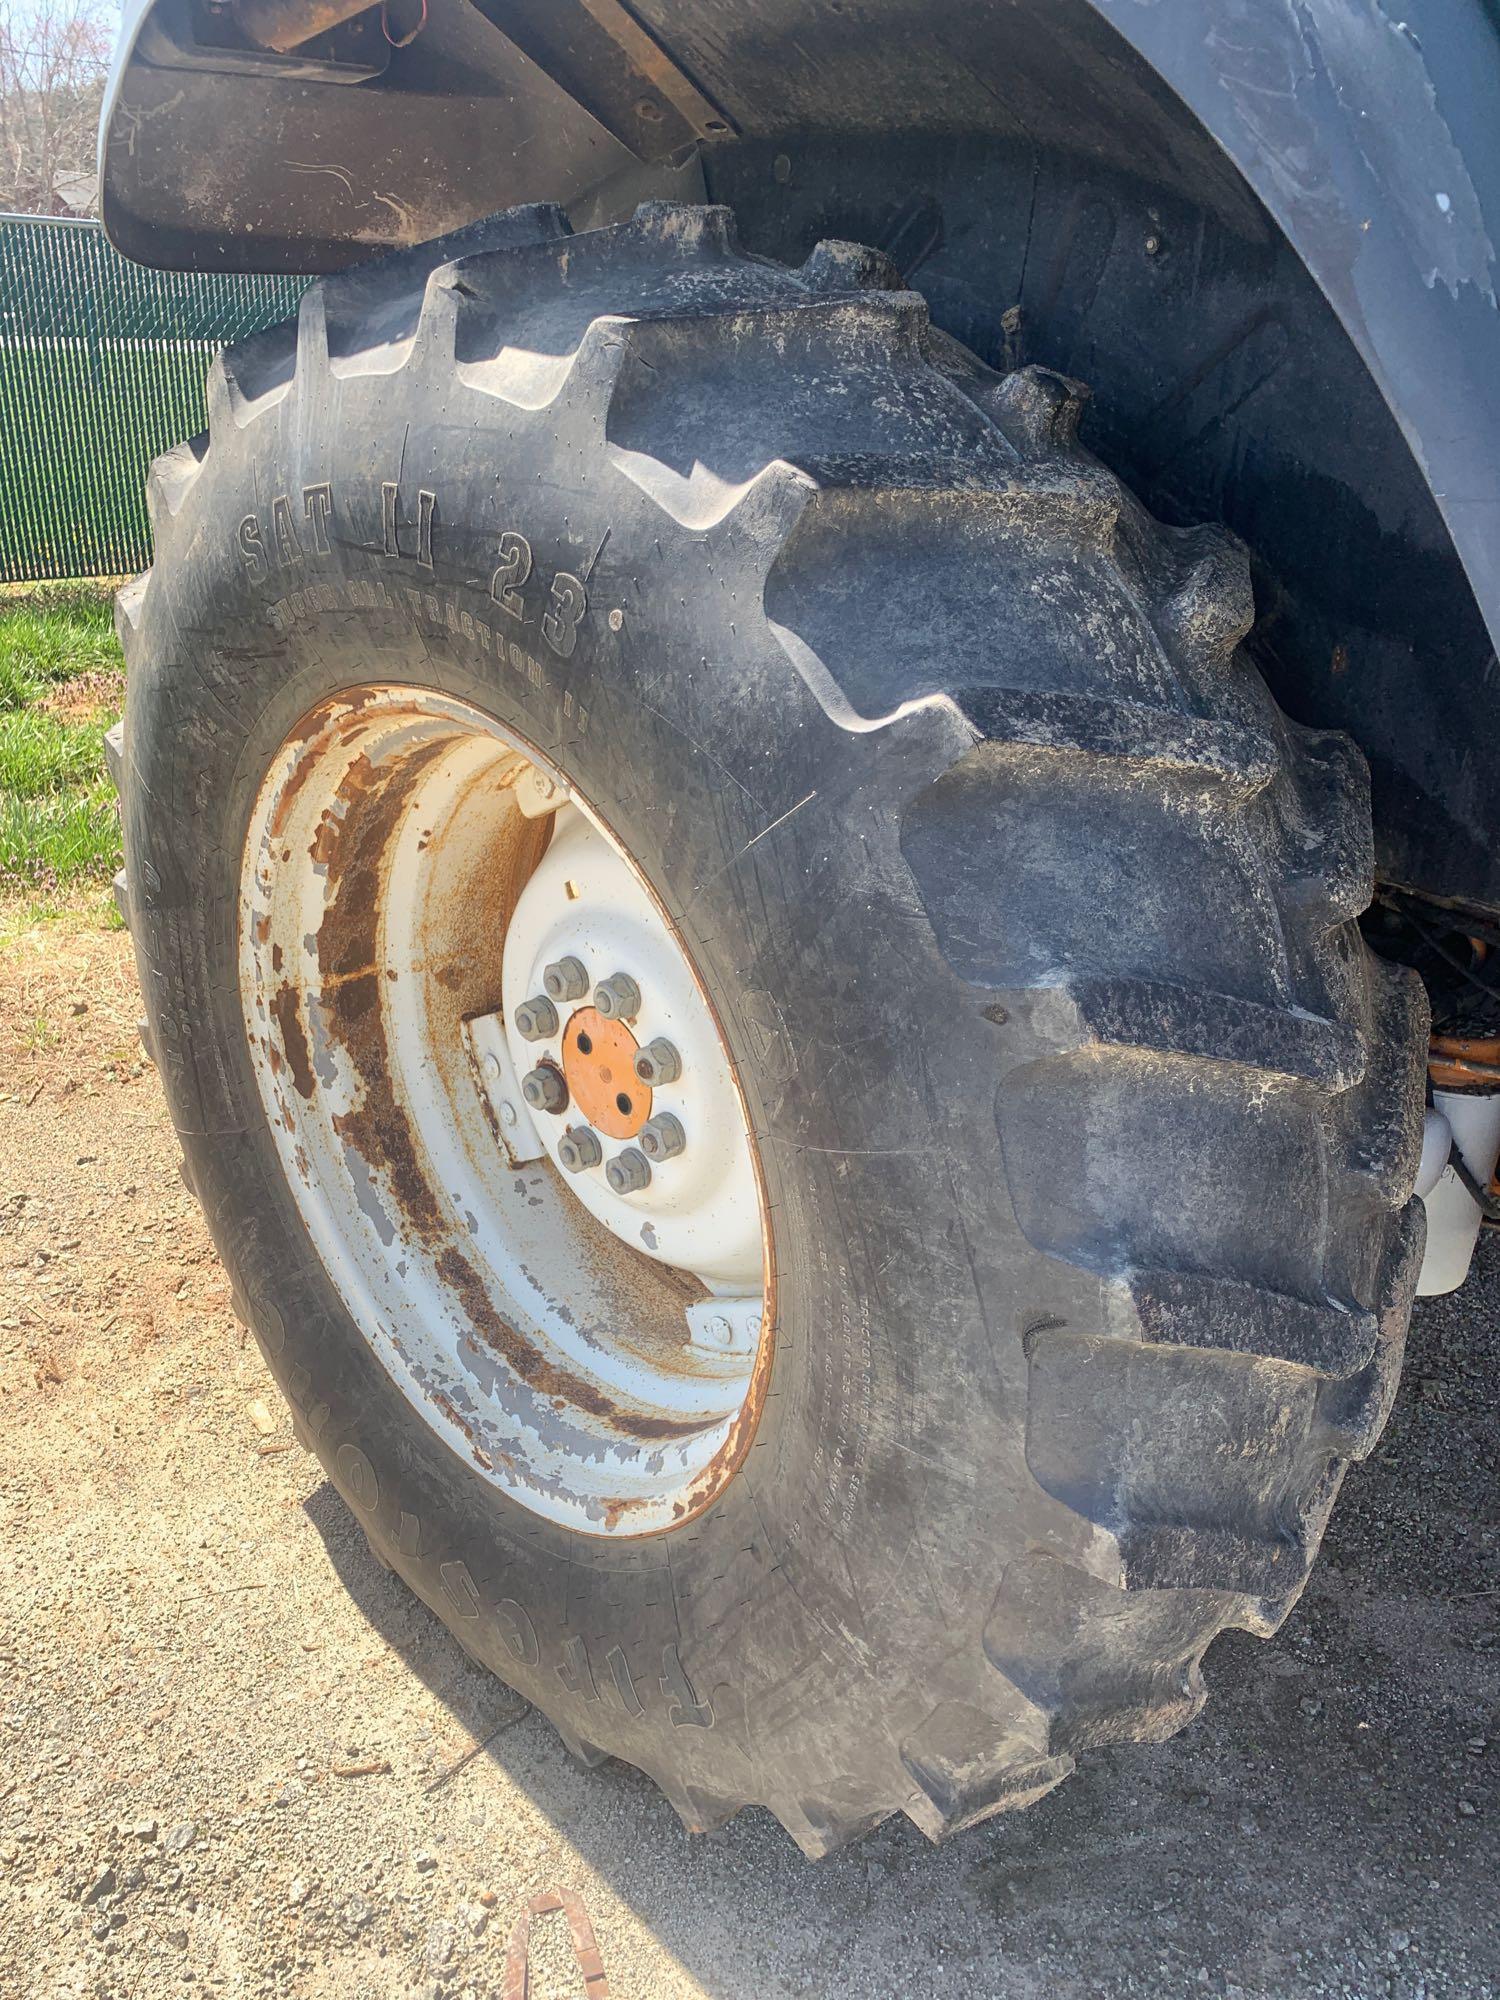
<box><xmin>0</xmin><ymin>0</ymin><xmax>114</xmax><ymax>216</ymax></box>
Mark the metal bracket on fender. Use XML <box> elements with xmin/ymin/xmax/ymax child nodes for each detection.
<box><xmin>228</xmin><ymin>0</ymin><xmax>734</xmax><ymax>154</ymax></box>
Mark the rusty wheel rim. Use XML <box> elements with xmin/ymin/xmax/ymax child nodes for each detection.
<box><xmin>239</xmin><ymin>687</ymin><xmax>773</xmax><ymax>1535</ymax></box>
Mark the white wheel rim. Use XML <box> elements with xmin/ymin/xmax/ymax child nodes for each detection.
<box><xmin>500</xmin><ymin>805</ymin><xmax>762</xmax><ymax>1289</ymax></box>
<box><xmin>238</xmin><ymin>686</ymin><xmax>772</xmax><ymax>1535</ymax></box>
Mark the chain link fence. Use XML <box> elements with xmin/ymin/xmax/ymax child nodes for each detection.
<box><xmin>1</xmin><ymin>214</ymin><xmax>307</xmax><ymax>583</ymax></box>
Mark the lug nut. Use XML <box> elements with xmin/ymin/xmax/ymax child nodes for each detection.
<box><xmin>513</xmin><ymin>993</ymin><xmax>559</xmax><ymax>1041</ymax></box>
<box><xmin>593</xmin><ymin>972</ymin><xmax>642</xmax><ymax>1022</ymax></box>
<box><xmin>557</xmin><ymin>1127</ymin><xmax>603</xmax><ymax>1173</ymax></box>
<box><xmin>521</xmin><ymin>1064</ymin><xmax>568</xmax><ymax>1115</ymax></box>
<box><xmin>542</xmin><ymin>956</ymin><xmax>589</xmax><ymax>1003</ymax></box>
<box><xmin>605</xmin><ymin>1147</ymin><xmax>652</xmax><ymax>1195</ymax></box>
<box><xmin>633</xmin><ymin>1037</ymin><xmax>681</xmax><ymax>1086</ymax></box>
<box><xmin>638</xmin><ymin>1113</ymin><xmax>686</xmax><ymax>1162</ymax></box>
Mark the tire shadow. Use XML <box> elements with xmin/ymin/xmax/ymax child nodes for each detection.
<box><xmin>298</xmin><ymin>1235</ymin><xmax>1500</xmax><ymax>2000</ymax></box>
<box><xmin>300</xmin><ymin>1478</ymin><xmax>530</xmax><ymax>1750</ymax></box>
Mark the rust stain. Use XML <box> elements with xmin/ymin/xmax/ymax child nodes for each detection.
<box><xmin>268</xmin><ymin>730</ymin><xmax>325</xmax><ymax>840</ymax></box>
<box><xmin>433</xmin><ymin>1244</ymin><xmax>698</xmax><ymax>1442</ymax></box>
<box><xmin>280</xmin><ymin>691</ymin><xmax>383</xmax><ymax>759</ymax></box>
<box><xmin>428</xmin><ymin>1385</ymin><xmax>496</xmax><ymax>1471</ymax></box>
<box><xmin>310</xmin><ymin>810</ymin><xmax>341</xmax><ymax>869</ymax></box>
<box><xmin>318</xmin><ymin>738</ymin><xmax>452</xmax><ymax>1244</ymax></box>
<box><xmin>270</xmin><ymin>982</ymin><xmax>315</xmax><ymax>1100</ymax></box>
<box><xmin>309</xmin><ymin>749</ymin><xmax>380</xmax><ymax>869</ymax></box>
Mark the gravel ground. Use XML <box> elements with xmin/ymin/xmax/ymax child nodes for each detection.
<box><xmin>1</xmin><ymin>912</ymin><xmax>1496</xmax><ymax>1999</ymax></box>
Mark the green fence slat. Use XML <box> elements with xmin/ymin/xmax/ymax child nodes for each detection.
<box><xmin>0</xmin><ymin>215</ymin><xmax>307</xmax><ymax>583</ymax></box>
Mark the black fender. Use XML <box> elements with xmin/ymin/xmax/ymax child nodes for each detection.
<box><xmin>99</xmin><ymin>0</ymin><xmax>1500</xmax><ymax>909</ymax></box>
<box><xmin>1091</xmin><ymin>0</ymin><xmax>1500</xmax><ymax>885</ymax></box>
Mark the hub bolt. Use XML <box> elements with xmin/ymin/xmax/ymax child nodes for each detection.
<box><xmin>605</xmin><ymin>1147</ymin><xmax>652</xmax><ymax>1195</ymax></box>
<box><xmin>513</xmin><ymin>993</ymin><xmax>559</xmax><ymax>1041</ymax></box>
<box><xmin>638</xmin><ymin>1113</ymin><xmax>686</xmax><ymax>1162</ymax></box>
<box><xmin>633</xmin><ymin>1038</ymin><xmax>681</xmax><ymax>1086</ymax></box>
<box><xmin>542</xmin><ymin>956</ymin><xmax>590</xmax><ymax>1003</ymax></box>
<box><xmin>522</xmin><ymin>1064</ymin><xmax>569</xmax><ymax>1115</ymax></box>
<box><xmin>593</xmin><ymin>972</ymin><xmax>642</xmax><ymax>1022</ymax></box>
<box><xmin>557</xmin><ymin>1127</ymin><xmax>603</xmax><ymax>1173</ymax></box>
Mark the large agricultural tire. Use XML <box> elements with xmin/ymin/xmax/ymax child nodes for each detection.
<box><xmin>108</xmin><ymin>202</ymin><xmax>1428</xmax><ymax>1855</ymax></box>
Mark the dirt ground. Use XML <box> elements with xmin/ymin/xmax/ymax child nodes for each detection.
<box><xmin>2</xmin><ymin>912</ymin><xmax>1496</xmax><ymax>2000</ymax></box>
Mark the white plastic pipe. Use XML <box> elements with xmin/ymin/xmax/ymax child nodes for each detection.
<box><xmin>1415</xmin><ymin>1106</ymin><xmax>1453</xmax><ymax>1200</ymax></box>
<box><xmin>1416</xmin><ymin>1092</ymin><xmax>1500</xmax><ymax>1296</ymax></box>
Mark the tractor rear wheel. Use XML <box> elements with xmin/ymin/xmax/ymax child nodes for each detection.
<box><xmin>110</xmin><ymin>202</ymin><xmax>1427</xmax><ymax>1853</ymax></box>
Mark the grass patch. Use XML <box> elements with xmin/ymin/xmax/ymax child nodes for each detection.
<box><xmin>0</xmin><ymin>582</ymin><xmax>125</xmax><ymax>904</ymax></box>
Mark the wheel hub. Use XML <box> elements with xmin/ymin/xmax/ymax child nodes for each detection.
<box><xmin>562</xmin><ymin>1009</ymin><xmax>648</xmax><ymax>1138</ymax></box>
<box><xmin>495</xmin><ymin>803</ymin><xmax>763</xmax><ymax>1292</ymax></box>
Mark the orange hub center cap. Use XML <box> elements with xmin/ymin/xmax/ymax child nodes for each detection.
<box><xmin>562</xmin><ymin>1007</ymin><xmax>651</xmax><ymax>1139</ymax></box>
